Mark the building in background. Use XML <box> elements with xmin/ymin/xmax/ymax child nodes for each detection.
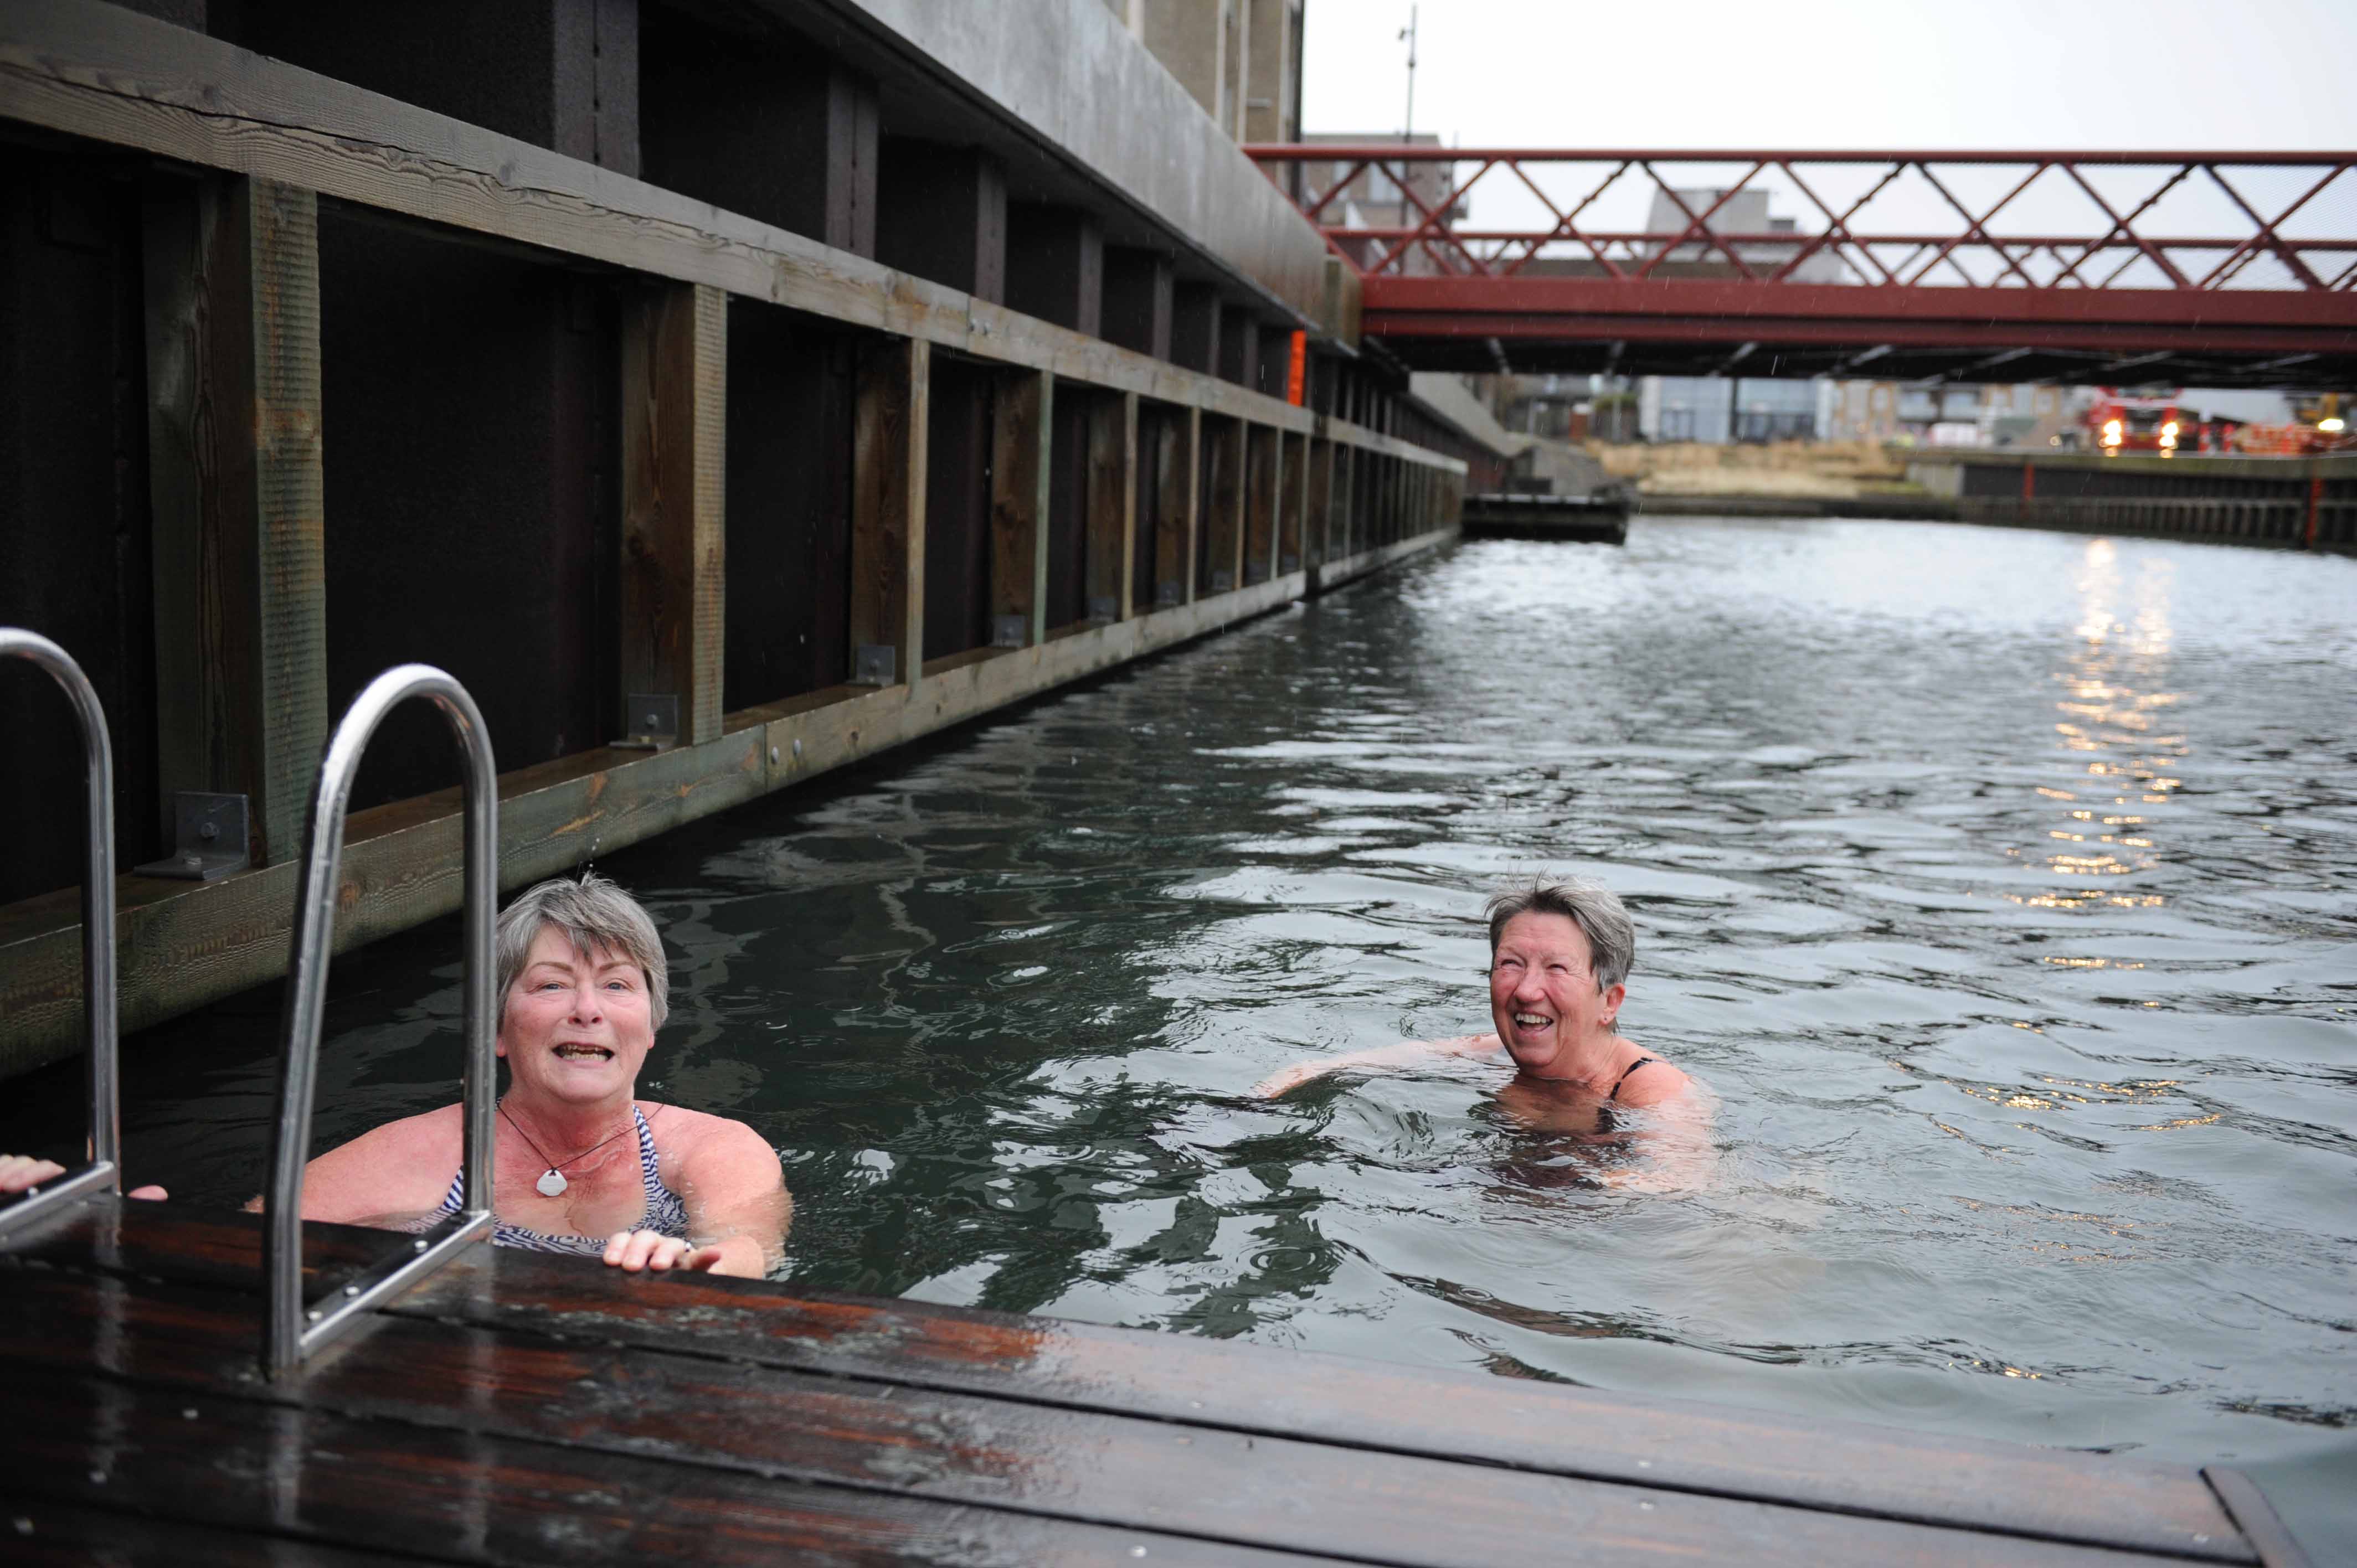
<box><xmin>1639</xmin><ymin>376</ymin><xmax>1821</xmax><ymax>443</ymax></box>
<box><xmin>1126</xmin><ymin>0</ymin><xmax>1303</xmax><ymax>148</ymax></box>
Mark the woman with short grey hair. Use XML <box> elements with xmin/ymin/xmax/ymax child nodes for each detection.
<box><xmin>1255</xmin><ymin>878</ymin><xmax>1692</xmax><ymax>1113</ymax></box>
<box><xmin>280</xmin><ymin>872</ymin><xmax>790</xmax><ymax>1276</ymax></box>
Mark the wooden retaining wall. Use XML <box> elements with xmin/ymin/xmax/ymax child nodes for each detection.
<box><xmin>1922</xmin><ymin>451</ymin><xmax>2357</xmax><ymax>551</ymax></box>
<box><xmin>0</xmin><ymin>2</ymin><xmax>1467</xmax><ymax>1076</ymax></box>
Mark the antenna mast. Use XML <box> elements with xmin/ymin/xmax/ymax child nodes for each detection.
<box><xmin>1399</xmin><ymin>4</ymin><xmax>1418</xmax><ymax>142</ymax></box>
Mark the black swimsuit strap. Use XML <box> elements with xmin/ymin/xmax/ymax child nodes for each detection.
<box><xmin>1608</xmin><ymin>1056</ymin><xmax>1664</xmax><ymax>1102</ymax></box>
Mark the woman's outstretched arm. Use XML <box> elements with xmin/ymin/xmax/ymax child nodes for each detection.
<box><xmin>1253</xmin><ymin>1033</ymin><xmax>1501</xmax><ymax>1099</ymax></box>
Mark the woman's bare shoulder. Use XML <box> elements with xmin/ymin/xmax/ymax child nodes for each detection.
<box><xmin>1614</xmin><ymin>1051</ymin><xmax>1696</xmax><ymax>1111</ymax></box>
<box><xmin>327</xmin><ymin>1102</ymin><xmax>465</xmax><ymax>1161</ymax></box>
<box><xmin>644</xmin><ymin>1103</ymin><xmax>777</xmax><ymax>1164</ymax></box>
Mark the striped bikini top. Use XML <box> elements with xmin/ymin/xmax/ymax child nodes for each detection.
<box><xmin>436</xmin><ymin>1103</ymin><xmax>692</xmax><ymax>1256</ymax></box>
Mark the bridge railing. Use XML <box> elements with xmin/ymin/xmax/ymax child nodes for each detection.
<box><xmin>1243</xmin><ymin>147</ymin><xmax>2357</xmax><ymax>294</ymax></box>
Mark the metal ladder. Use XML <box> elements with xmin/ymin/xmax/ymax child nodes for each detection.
<box><xmin>0</xmin><ymin>630</ymin><xmax>121</xmax><ymax>1236</ymax></box>
<box><xmin>263</xmin><ymin>664</ymin><xmax>503</xmax><ymax>1377</ymax></box>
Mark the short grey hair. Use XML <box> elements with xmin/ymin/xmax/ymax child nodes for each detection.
<box><xmin>495</xmin><ymin>872</ymin><xmax>670</xmax><ymax>1030</ymax></box>
<box><xmin>1484</xmin><ymin>879</ymin><xmax>1635</xmax><ymax>992</ymax></box>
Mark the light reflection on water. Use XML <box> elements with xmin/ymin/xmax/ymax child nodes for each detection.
<box><xmin>24</xmin><ymin>518</ymin><xmax>2355</xmax><ymax>1466</ymax></box>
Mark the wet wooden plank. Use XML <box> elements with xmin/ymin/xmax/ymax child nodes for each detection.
<box><xmin>3</xmin><ymin>1365</ymin><xmax>1352</xmax><ymax>1568</ymax></box>
<box><xmin>4</xmin><ymin>1215</ymin><xmax>2249</xmax><ymax>1565</ymax></box>
<box><xmin>0</xmin><ymin>1495</ymin><xmax>412</xmax><ymax>1567</ymax></box>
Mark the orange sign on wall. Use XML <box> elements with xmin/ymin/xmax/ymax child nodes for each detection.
<box><xmin>1285</xmin><ymin>331</ymin><xmax>1306</xmax><ymax>406</ymax></box>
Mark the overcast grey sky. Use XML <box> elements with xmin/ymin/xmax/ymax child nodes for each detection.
<box><xmin>1302</xmin><ymin>1</ymin><xmax>2357</xmax><ymax>151</ymax></box>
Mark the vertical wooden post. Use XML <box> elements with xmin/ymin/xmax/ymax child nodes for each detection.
<box><xmin>851</xmin><ymin>336</ymin><xmax>928</xmax><ymax>690</ymax></box>
<box><xmin>620</xmin><ymin>282</ymin><xmax>728</xmax><ymax>745</ymax></box>
<box><xmin>991</xmin><ymin>368</ymin><xmax>1052</xmax><ymax>646</ymax></box>
<box><xmin>1306</xmin><ymin>437</ymin><xmax>1332</xmax><ymax>569</ymax></box>
<box><xmin>1281</xmin><ymin>430</ymin><xmax>1308</xmax><ymax>573</ymax></box>
<box><xmin>1157</xmin><ymin>407</ymin><xmax>1198</xmax><ymax>606</ymax></box>
<box><xmin>1205</xmin><ymin>415</ymin><xmax>1245</xmax><ymax>592</ymax></box>
<box><xmin>2304</xmin><ymin>472</ymin><xmax>2323</xmax><ymax>550</ymax></box>
<box><xmin>1336</xmin><ymin>443</ymin><xmax>1356</xmax><ymax>561</ymax></box>
<box><xmin>143</xmin><ymin>174</ymin><xmax>328</xmax><ymax>867</ymax></box>
<box><xmin>1086</xmin><ymin>391</ymin><xmax>1138</xmax><ymax>621</ymax></box>
<box><xmin>1243</xmin><ymin>425</ymin><xmax>1276</xmax><ymax>584</ymax></box>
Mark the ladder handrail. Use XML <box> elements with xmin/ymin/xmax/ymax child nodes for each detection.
<box><xmin>263</xmin><ymin>664</ymin><xmax>499</xmax><ymax>1378</ymax></box>
<box><xmin>0</xmin><ymin>629</ymin><xmax>120</xmax><ymax>1236</ymax></box>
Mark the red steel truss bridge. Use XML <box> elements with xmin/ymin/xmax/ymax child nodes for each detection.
<box><xmin>1244</xmin><ymin>147</ymin><xmax>2357</xmax><ymax>388</ymax></box>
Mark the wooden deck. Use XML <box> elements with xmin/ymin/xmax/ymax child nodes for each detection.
<box><xmin>0</xmin><ymin>1201</ymin><xmax>2295</xmax><ymax>1566</ymax></box>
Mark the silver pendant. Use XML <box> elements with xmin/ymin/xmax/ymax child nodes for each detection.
<box><xmin>535</xmin><ymin>1168</ymin><xmax>568</xmax><ymax>1198</ymax></box>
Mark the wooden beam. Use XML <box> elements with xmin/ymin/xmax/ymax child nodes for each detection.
<box><xmin>1085</xmin><ymin>391</ymin><xmax>1136</xmax><ymax>623</ymax></box>
<box><xmin>619</xmin><ymin>281</ymin><xmax>727</xmax><ymax>745</ymax></box>
<box><xmin>990</xmin><ymin>367</ymin><xmax>1051</xmax><ymax>646</ymax></box>
<box><xmin>850</xmin><ymin>336</ymin><xmax>929</xmax><ymax>691</ymax></box>
<box><xmin>141</xmin><ymin>172</ymin><xmax>327</xmax><ymax>868</ymax></box>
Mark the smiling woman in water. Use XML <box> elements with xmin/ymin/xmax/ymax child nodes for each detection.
<box><xmin>266</xmin><ymin>873</ymin><xmax>790</xmax><ymax>1276</ymax></box>
<box><xmin>1255</xmin><ymin>879</ymin><xmax>1708</xmax><ymax>1185</ymax></box>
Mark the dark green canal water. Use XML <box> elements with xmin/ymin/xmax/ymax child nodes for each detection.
<box><xmin>11</xmin><ymin>517</ymin><xmax>2353</xmax><ymax>1466</ymax></box>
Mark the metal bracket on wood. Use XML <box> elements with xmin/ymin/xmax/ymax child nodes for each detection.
<box><xmin>614</xmin><ymin>693</ymin><xmax>680</xmax><ymax>752</ymax></box>
<box><xmin>851</xmin><ymin>644</ymin><xmax>897</xmax><ymax>686</ymax></box>
<box><xmin>991</xmin><ymin>615</ymin><xmax>1028</xmax><ymax>649</ymax></box>
<box><xmin>1087</xmin><ymin>595</ymin><xmax>1119</xmax><ymax>625</ymax></box>
<box><xmin>134</xmin><ymin>792</ymin><xmax>251</xmax><ymax>881</ymax></box>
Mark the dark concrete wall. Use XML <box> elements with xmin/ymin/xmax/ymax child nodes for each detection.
<box><xmin>0</xmin><ymin>155</ymin><xmax>160</xmax><ymax>906</ymax></box>
<box><xmin>315</xmin><ymin>205</ymin><xmax>616</xmax><ymax>812</ymax></box>
<box><xmin>215</xmin><ymin>1</ymin><xmax>641</xmax><ymax>176</ymax></box>
<box><xmin>1007</xmin><ymin>207</ymin><xmax>1103</xmax><ymax>337</ymax></box>
<box><xmin>724</xmin><ymin>300</ymin><xmax>856</xmax><ymax>710</ymax></box>
<box><xmin>923</xmin><ymin>356</ymin><xmax>994</xmax><ymax>659</ymax></box>
<box><xmin>641</xmin><ymin>4</ymin><xmax>877</xmax><ymax>257</ymax></box>
<box><xmin>877</xmin><ymin>141</ymin><xmax>1006</xmax><ymax>305</ymax></box>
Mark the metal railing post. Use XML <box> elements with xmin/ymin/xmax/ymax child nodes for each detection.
<box><xmin>0</xmin><ymin>629</ymin><xmax>120</xmax><ymax>1236</ymax></box>
<box><xmin>263</xmin><ymin>664</ymin><xmax>499</xmax><ymax>1378</ymax></box>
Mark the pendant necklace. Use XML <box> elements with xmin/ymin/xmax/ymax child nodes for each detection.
<box><xmin>499</xmin><ymin>1101</ymin><xmax>636</xmax><ymax>1198</ymax></box>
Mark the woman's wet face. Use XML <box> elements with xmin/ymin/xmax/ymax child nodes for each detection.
<box><xmin>1488</xmin><ymin>911</ymin><xmax>1623</xmax><ymax>1076</ymax></box>
<box><xmin>497</xmin><ymin>925</ymin><xmax>656</xmax><ymax>1105</ymax></box>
